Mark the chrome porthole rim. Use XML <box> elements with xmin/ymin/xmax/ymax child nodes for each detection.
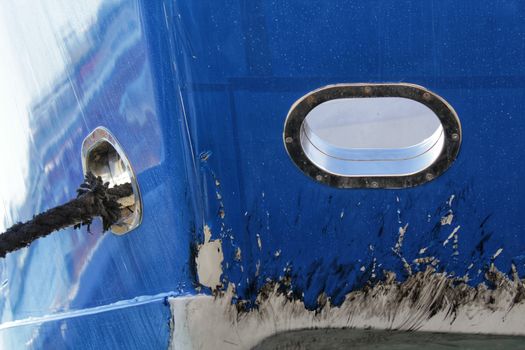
<box><xmin>283</xmin><ymin>83</ymin><xmax>462</xmax><ymax>189</ymax></box>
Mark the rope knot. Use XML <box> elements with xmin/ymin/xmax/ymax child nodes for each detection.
<box><xmin>74</xmin><ymin>172</ymin><xmax>122</xmax><ymax>232</ymax></box>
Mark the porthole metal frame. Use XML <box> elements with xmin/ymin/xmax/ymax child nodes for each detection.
<box><xmin>283</xmin><ymin>83</ymin><xmax>462</xmax><ymax>189</ymax></box>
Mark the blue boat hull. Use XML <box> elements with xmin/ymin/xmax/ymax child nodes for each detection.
<box><xmin>0</xmin><ymin>0</ymin><xmax>524</xmax><ymax>348</ymax></box>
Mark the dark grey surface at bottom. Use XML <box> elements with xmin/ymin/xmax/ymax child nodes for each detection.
<box><xmin>253</xmin><ymin>329</ymin><xmax>525</xmax><ymax>350</ymax></box>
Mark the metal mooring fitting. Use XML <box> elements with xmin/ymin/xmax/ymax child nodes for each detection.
<box><xmin>0</xmin><ymin>127</ymin><xmax>141</xmax><ymax>258</ymax></box>
<box><xmin>81</xmin><ymin>126</ymin><xmax>142</xmax><ymax>234</ymax></box>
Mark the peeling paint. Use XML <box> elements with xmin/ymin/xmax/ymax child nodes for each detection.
<box><xmin>195</xmin><ymin>225</ymin><xmax>224</xmax><ymax>289</ymax></box>
<box><xmin>440</xmin><ymin>212</ymin><xmax>454</xmax><ymax>226</ymax></box>
<box><xmin>447</xmin><ymin>194</ymin><xmax>455</xmax><ymax>207</ymax></box>
<box><xmin>443</xmin><ymin>225</ymin><xmax>460</xmax><ymax>247</ymax></box>
<box><xmin>394</xmin><ymin>224</ymin><xmax>409</xmax><ymax>252</ymax></box>
<box><xmin>185</xmin><ymin>171</ymin><xmax>522</xmax><ymax>349</ymax></box>
<box><xmin>393</xmin><ymin>223</ymin><xmax>411</xmax><ymax>275</ymax></box>
<box><xmin>169</xmin><ymin>265</ymin><xmax>525</xmax><ymax>349</ymax></box>
<box><xmin>413</xmin><ymin>256</ymin><xmax>439</xmax><ymax>266</ymax></box>
<box><xmin>492</xmin><ymin>248</ymin><xmax>503</xmax><ymax>260</ymax></box>
<box><xmin>234</xmin><ymin>247</ymin><xmax>242</xmax><ymax>262</ymax></box>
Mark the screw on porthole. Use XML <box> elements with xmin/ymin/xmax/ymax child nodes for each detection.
<box><xmin>451</xmin><ymin>133</ymin><xmax>459</xmax><ymax>141</ymax></box>
<box><xmin>285</xmin><ymin>137</ymin><xmax>293</xmax><ymax>144</ymax></box>
<box><xmin>0</xmin><ymin>172</ymin><xmax>133</xmax><ymax>258</ymax></box>
<box><xmin>370</xmin><ymin>181</ymin><xmax>379</xmax><ymax>188</ymax></box>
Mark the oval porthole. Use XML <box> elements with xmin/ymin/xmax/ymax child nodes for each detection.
<box><xmin>283</xmin><ymin>84</ymin><xmax>461</xmax><ymax>188</ymax></box>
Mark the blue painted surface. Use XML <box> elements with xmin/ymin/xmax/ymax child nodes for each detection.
<box><xmin>0</xmin><ymin>297</ymin><xmax>172</xmax><ymax>349</ymax></box>
<box><xmin>0</xmin><ymin>0</ymin><xmax>524</xmax><ymax>348</ymax></box>
<box><xmin>0</xmin><ymin>1</ymin><xmax>195</xmax><ymax>347</ymax></box>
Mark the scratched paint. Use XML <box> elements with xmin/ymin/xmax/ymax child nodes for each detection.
<box><xmin>170</xmin><ymin>264</ymin><xmax>525</xmax><ymax>349</ymax></box>
<box><xmin>0</xmin><ymin>0</ymin><xmax>524</xmax><ymax>348</ymax></box>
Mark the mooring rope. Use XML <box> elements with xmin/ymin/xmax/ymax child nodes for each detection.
<box><xmin>0</xmin><ymin>172</ymin><xmax>133</xmax><ymax>258</ymax></box>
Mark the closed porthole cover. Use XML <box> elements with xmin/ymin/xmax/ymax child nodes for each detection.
<box><xmin>283</xmin><ymin>83</ymin><xmax>462</xmax><ymax>189</ymax></box>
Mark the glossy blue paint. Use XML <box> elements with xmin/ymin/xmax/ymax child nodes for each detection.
<box><xmin>0</xmin><ymin>0</ymin><xmax>195</xmax><ymax>347</ymax></box>
<box><xmin>0</xmin><ymin>297</ymin><xmax>172</xmax><ymax>349</ymax></box>
<box><xmin>0</xmin><ymin>0</ymin><xmax>524</xmax><ymax>348</ymax></box>
<box><xmin>163</xmin><ymin>0</ymin><xmax>525</xmax><ymax>306</ymax></box>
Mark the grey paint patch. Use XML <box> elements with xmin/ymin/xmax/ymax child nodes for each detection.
<box><xmin>253</xmin><ymin>328</ymin><xmax>525</xmax><ymax>350</ymax></box>
<box><xmin>169</xmin><ymin>265</ymin><xmax>525</xmax><ymax>350</ymax></box>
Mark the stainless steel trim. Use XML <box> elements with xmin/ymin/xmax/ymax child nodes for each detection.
<box><xmin>81</xmin><ymin>126</ymin><xmax>142</xmax><ymax>234</ymax></box>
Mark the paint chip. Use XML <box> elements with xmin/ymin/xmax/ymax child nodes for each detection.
<box><xmin>235</xmin><ymin>247</ymin><xmax>242</xmax><ymax>261</ymax></box>
<box><xmin>492</xmin><ymin>248</ymin><xmax>503</xmax><ymax>260</ymax></box>
<box><xmin>394</xmin><ymin>224</ymin><xmax>409</xmax><ymax>252</ymax></box>
<box><xmin>196</xmin><ymin>225</ymin><xmax>224</xmax><ymax>290</ymax></box>
<box><xmin>448</xmin><ymin>194</ymin><xmax>455</xmax><ymax>207</ymax></box>
<box><xmin>440</xmin><ymin>212</ymin><xmax>454</xmax><ymax>226</ymax></box>
<box><xmin>443</xmin><ymin>225</ymin><xmax>460</xmax><ymax>247</ymax></box>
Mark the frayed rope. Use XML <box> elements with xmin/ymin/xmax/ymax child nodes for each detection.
<box><xmin>0</xmin><ymin>172</ymin><xmax>133</xmax><ymax>258</ymax></box>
